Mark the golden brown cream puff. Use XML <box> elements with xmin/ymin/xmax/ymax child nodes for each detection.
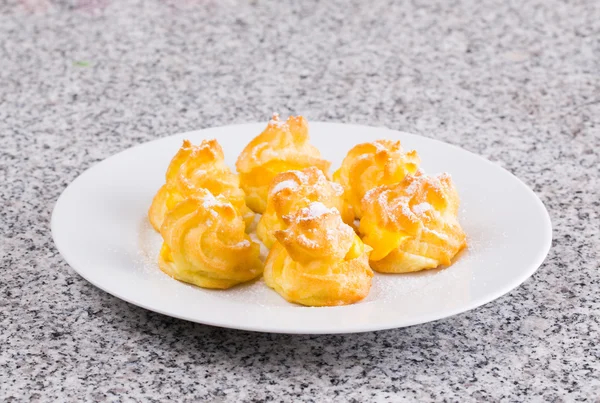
<box><xmin>149</xmin><ymin>139</ymin><xmax>253</xmax><ymax>231</ymax></box>
<box><xmin>159</xmin><ymin>189</ymin><xmax>263</xmax><ymax>289</ymax></box>
<box><xmin>236</xmin><ymin>114</ymin><xmax>331</xmax><ymax>213</ymax></box>
<box><xmin>256</xmin><ymin>167</ymin><xmax>353</xmax><ymax>248</ymax></box>
<box><xmin>264</xmin><ymin>202</ymin><xmax>373</xmax><ymax>306</ymax></box>
<box><xmin>359</xmin><ymin>173</ymin><xmax>466</xmax><ymax>273</ymax></box>
<box><xmin>333</xmin><ymin>139</ymin><xmax>420</xmax><ymax>219</ymax></box>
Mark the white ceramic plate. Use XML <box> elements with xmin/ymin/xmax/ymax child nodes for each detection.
<box><xmin>52</xmin><ymin>122</ymin><xmax>552</xmax><ymax>334</ymax></box>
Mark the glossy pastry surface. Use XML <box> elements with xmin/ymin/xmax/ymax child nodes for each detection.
<box><xmin>236</xmin><ymin>114</ymin><xmax>331</xmax><ymax>213</ymax></box>
<box><xmin>264</xmin><ymin>202</ymin><xmax>373</xmax><ymax>306</ymax></box>
<box><xmin>256</xmin><ymin>167</ymin><xmax>353</xmax><ymax>248</ymax></box>
<box><xmin>333</xmin><ymin>139</ymin><xmax>420</xmax><ymax>218</ymax></box>
<box><xmin>159</xmin><ymin>189</ymin><xmax>263</xmax><ymax>289</ymax></box>
<box><xmin>359</xmin><ymin>173</ymin><xmax>467</xmax><ymax>273</ymax></box>
<box><xmin>148</xmin><ymin>139</ymin><xmax>253</xmax><ymax>231</ymax></box>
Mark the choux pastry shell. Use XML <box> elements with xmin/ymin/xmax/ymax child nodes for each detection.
<box><xmin>236</xmin><ymin>114</ymin><xmax>331</xmax><ymax>213</ymax></box>
<box><xmin>256</xmin><ymin>167</ymin><xmax>353</xmax><ymax>248</ymax></box>
<box><xmin>159</xmin><ymin>189</ymin><xmax>263</xmax><ymax>289</ymax></box>
<box><xmin>148</xmin><ymin>139</ymin><xmax>253</xmax><ymax>231</ymax></box>
<box><xmin>333</xmin><ymin>139</ymin><xmax>420</xmax><ymax>218</ymax></box>
<box><xmin>359</xmin><ymin>173</ymin><xmax>466</xmax><ymax>273</ymax></box>
<box><xmin>264</xmin><ymin>202</ymin><xmax>373</xmax><ymax>306</ymax></box>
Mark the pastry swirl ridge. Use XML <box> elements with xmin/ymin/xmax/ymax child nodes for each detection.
<box><xmin>159</xmin><ymin>189</ymin><xmax>263</xmax><ymax>289</ymax></box>
<box><xmin>333</xmin><ymin>139</ymin><xmax>420</xmax><ymax>219</ymax></box>
<box><xmin>264</xmin><ymin>202</ymin><xmax>373</xmax><ymax>306</ymax></box>
<box><xmin>236</xmin><ymin>114</ymin><xmax>331</xmax><ymax>213</ymax></box>
<box><xmin>256</xmin><ymin>167</ymin><xmax>353</xmax><ymax>248</ymax></box>
<box><xmin>148</xmin><ymin>139</ymin><xmax>253</xmax><ymax>232</ymax></box>
<box><xmin>359</xmin><ymin>173</ymin><xmax>467</xmax><ymax>273</ymax></box>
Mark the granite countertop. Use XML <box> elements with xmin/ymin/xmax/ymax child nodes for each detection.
<box><xmin>1</xmin><ymin>0</ymin><xmax>599</xmax><ymax>400</ymax></box>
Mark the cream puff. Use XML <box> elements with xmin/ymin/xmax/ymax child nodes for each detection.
<box><xmin>359</xmin><ymin>173</ymin><xmax>466</xmax><ymax>273</ymax></box>
<box><xmin>334</xmin><ymin>139</ymin><xmax>420</xmax><ymax>218</ymax></box>
<box><xmin>236</xmin><ymin>114</ymin><xmax>331</xmax><ymax>213</ymax></box>
<box><xmin>264</xmin><ymin>202</ymin><xmax>373</xmax><ymax>306</ymax></box>
<box><xmin>256</xmin><ymin>167</ymin><xmax>353</xmax><ymax>248</ymax></box>
<box><xmin>148</xmin><ymin>139</ymin><xmax>253</xmax><ymax>231</ymax></box>
<box><xmin>159</xmin><ymin>189</ymin><xmax>263</xmax><ymax>289</ymax></box>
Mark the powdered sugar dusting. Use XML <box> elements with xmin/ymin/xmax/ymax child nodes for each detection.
<box><xmin>373</xmin><ymin>140</ymin><xmax>391</xmax><ymax>153</ymax></box>
<box><xmin>301</xmin><ymin>202</ymin><xmax>334</xmax><ymax>219</ymax></box>
<box><xmin>271</xmin><ymin>179</ymin><xmax>299</xmax><ymax>195</ymax></box>
<box><xmin>413</xmin><ymin>202</ymin><xmax>432</xmax><ymax>215</ymax></box>
<box><xmin>202</xmin><ymin>192</ymin><xmax>229</xmax><ymax>213</ymax></box>
<box><xmin>298</xmin><ymin>233</ymin><xmax>319</xmax><ymax>247</ymax></box>
<box><xmin>234</xmin><ymin>239</ymin><xmax>251</xmax><ymax>248</ymax></box>
<box><xmin>331</xmin><ymin>182</ymin><xmax>344</xmax><ymax>196</ymax></box>
<box><xmin>404</xmin><ymin>178</ymin><xmax>421</xmax><ymax>196</ymax></box>
<box><xmin>202</xmin><ymin>192</ymin><xmax>219</xmax><ymax>208</ymax></box>
<box><xmin>363</xmin><ymin>186</ymin><xmax>380</xmax><ymax>204</ymax></box>
<box><xmin>269</xmin><ymin>112</ymin><xmax>286</xmax><ymax>127</ymax></box>
<box><xmin>294</xmin><ymin>170</ymin><xmax>309</xmax><ymax>183</ymax></box>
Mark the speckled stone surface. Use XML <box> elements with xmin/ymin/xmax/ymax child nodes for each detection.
<box><xmin>1</xmin><ymin>0</ymin><xmax>599</xmax><ymax>400</ymax></box>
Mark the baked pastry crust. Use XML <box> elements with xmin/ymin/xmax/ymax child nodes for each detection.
<box><xmin>359</xmin><ymin>173</ymin><xmax>467</xmax><ymax>273</ymax></box>
<box><xmin>148</xmin><ymin>139</ymin><xmax>253</xmax><ymax>231</ymax></box>
<box><xmin>236</xmin><ymin>114</ymin><xmax>331</xmax><ymax>213</ymax></box>
<box><xmin>264</xmin><ymin>202</ymin><xmax>373</xmax><ymax>306</ymax></box>
<box><xmin>333</xmin><ymin>139</ymin><xmax>420</xmax><ymax>218</ymax></box>
<box><xmin>159</xmin><ymin>189</ymin><xmax>263</xmax><ymax>289</ymax></box>
<box><xmin>256</xmin><ymin>167</ymin><xmax>353</xmax><ymax>248</ymax></box>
